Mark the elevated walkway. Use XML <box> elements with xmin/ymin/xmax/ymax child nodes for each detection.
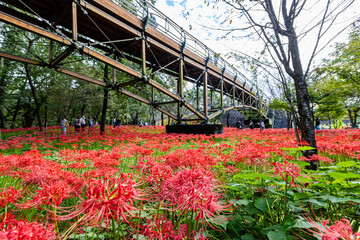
<box><xmin>0</xmin><ymin>0</ymin><xmax>268</xmax><ymax>125</ymax></box>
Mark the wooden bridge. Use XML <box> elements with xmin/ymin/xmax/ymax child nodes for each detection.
<box><xmin>0</xmin><ymin>0</ymin><xmax>268</xmax><ymax>125</ymax></box>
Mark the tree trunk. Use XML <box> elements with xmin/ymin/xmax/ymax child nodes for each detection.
<box><xmin>100</xmin><ymin>65</ymin><xmax>109</xmax><ymax>135</ymax></box>
<box><xmin>44</xmin><ymin>103</ymin><xmax>48</xmax><ymax>133</ymax></box>
<box><xmin>347</xmin><ymin>108</ymin><xmax>359</xmax><ymax>128</ymax></box>
<box><xmin>0</xmin><ymin>58</ymin><xmax>9</xmax><ymax>129</ymax></box>
<box><xmin>25</xmin><ymin>63</ymin><xmax>42</xmax><ymax>131</ymax></box>
<box><xmin>286</xmin><ymin>112</ymin><xmax>291</xmax><ymax>130</ymax></box>
<box><xmin>11</xmin><ymin>79</ymin><xmax>27</xmax><ymax>129</ymax></box>
<box><xmin>285</xmin><ymin>17</ymin><xmax>317</xmax><ymax>169</ymax></box>
<box><xmin>24</xmin><ymin>97</ymin><xmax>35</xmax><ymax>128</ymax></box>
<box><xmin>354</xmin><ymin>110</ymin><xmax>359</xmax><ymax>128</ymax></box>
<box><xmin>81</xmin><ymin>102</ymin><xmax>86</xmax><ymax>118</ymax></box>
<box><xmin>161</xmin><ymin>112</ymin><xmax>164</xmax><ymax>126</ymax></box>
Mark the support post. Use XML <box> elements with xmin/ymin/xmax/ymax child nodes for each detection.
<box><xmin>177</xmin><ymin>57</ymin><xmax>184</xmax><ymax>121</ymax></box>
<box><xmin>141</xmin><ymin>38</ymin><xmax>146</xmax><ymax>77</ymax></box>
<box><xmin>232</xmin><ymin>83</ymin><xmax>235</xmax><ymax>106</ymax></box>
<box><xmin>100</xmin><ymin>65</ymin><xmax>109</xmax><ymax>134</ymax></box>
<box><xmin>49</xmin><ymin>40</ymin><xmax>53</xmax><ymax>62</ymax></box>
<box><xmin>196</xmin><ymin>84</ymin><xmax>199</xmax><ymax>110</ymax></box>
<box><xmin>72</xmin><ymin>2</ymin><xmax>78</xmax><ymax>41</ymax></box>
<box><xmin>203</xmin><ymin>70</ymin><xmax>208</xmax><ymax>119</ymax></box>
<box><xmin>220</xmin><ymin>74</ymin><xmax>224</xmax><ymax>110</ymax></box>
<box><xmin>151</xmin><ymin>85</ymin><xmax>155</xmax><ymax>103</ymax></box>
<box><xmin>113</xmin><ymin>55</ymin><xmax>116</xmax><ymax>84</ymax></box>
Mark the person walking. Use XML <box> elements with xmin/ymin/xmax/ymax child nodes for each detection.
<box><xmin>87</xmin><ymin>117</ymin><xmax>94</xmax><ymax>129</ymax></box>
<box><xmin>149</xmin><ymin>13</ymin><xmax>158</xmax><ymax>28</ymax></box>
<box><xmin>61</xmin><ymin>117</ymin><xmax>68</xmax><ymax>135</ymax></box>
<box><xmin>80</xmin><ymin>116</ymin><xmax>86</xmax><ymax>131</ymax></box>
<box><xmin>74</xmin><ymin>117</ymin><xmax>81</xmax><ymax>132</ymax></box>
<box><xmin>315</xmin><ymin>117</ymin><xmax>321</xmax><ymax>130</ymax></box>
<box><xmin>249</xmin><ymin>120</ymin><xmax>254</xmax><ymax>129</ymax></box>
<box><xmin>260</xmin><ymin>120</ymin><xmax>265</xmax><ymax>130</ymax></box>
<box><xmin>116</xmin><ymin>118</ymin><xmax>121</xmax><ymax>128</ymax></box>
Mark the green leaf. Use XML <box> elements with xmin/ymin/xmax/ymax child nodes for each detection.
<box><xmin>267</xmin><ymin>230</ymin><xmax>287</xmax><ymax>240</ymax></box>
<box><xmin>255</xmin><ymin>197</ymin><xmax>273</xmax><ymax>213</ymax></box>
<box><xmin>328</xmin><ymin>171</ymin><xmax>360</xmax><ymax>179</ymax></box>
<box><xmin>304</xmin><ymin>199</ymin><xmax>327</xmax><ymax>207</ymax></box>
<box><xmin>281</xmin><ymin>146</ymin><xmax>315</xmax><ymax>152</ymax></box>
<box><xmin>318</xmin><ymin>195</ymin><xmax>360</xmax><ymax>203</ymax></box>
<box><xmin>244</xmin><ymin>203</ymin><xmax>261</xmax><ymax>214</ymax></box>
<box><xmin>241</xmin><ymin>234</ymin><xmax>255</xmax><ymax>240</ymax></box>
<box><xmin>336</xmin><ymin>161</ymin><xmax>358</xmax><ymax>168</ymax></box>
<box><xmin>235</xmin><ymin>199</ymin><xmax>250</xmax><ymax>206</ymax></box>
<box><xmin>291</xmin><ymin>218</ymin><xmax>313</xmax><ymax>229</ymax></box>
<box><xmin>262</xmin><ymin>225</ymin><xmax>283</xmax><ymax>235</ymax></box>
<box><xmin>233</xmin><ymin>173</ymin><xmax>273</xmax><ymax>181</ymax></box>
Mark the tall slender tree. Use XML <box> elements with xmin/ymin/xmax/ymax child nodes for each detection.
<box><xmin>216</xmin><ymin>0</ymin><xmax>356</xmax><ymax>169</ymax></box>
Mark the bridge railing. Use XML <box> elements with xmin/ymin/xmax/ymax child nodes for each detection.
<box><xmin>111</xmin><ymin>0</ymin><xmax>267</xmax><ymax>102</ymax></box>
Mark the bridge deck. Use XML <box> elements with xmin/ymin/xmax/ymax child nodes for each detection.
<box><xmin>0</xmin><ymin>0</ymin><xmax>268</xmax><ymax>120</ymax></box>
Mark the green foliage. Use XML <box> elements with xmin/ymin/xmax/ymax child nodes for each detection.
<box><xmin>311</xmin><ymin>24</ymin><xmax>360</xmax><ymax>125</ymax></box>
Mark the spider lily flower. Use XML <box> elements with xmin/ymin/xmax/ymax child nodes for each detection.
<box><xmin>303</xmin><ymin>215</ymin><xmax>360</xmax><ymax>240</ymax></box>
<box><xmin>0</xmin><ymin>212</ymin><xmax>57</xmax><ymax>240</ymax></box>
<box><xmin>56</xmin><ymin>173</ymin><xmax>149</xmax><ymax>226</ymax></box>
<box><xmin>273</xmin><ymin>160</ymin><xmax>301</xmax><ymax>185</ymax></box>
<box><xmin>160</xmin><ymin>168</ymin><xmax>233</xmax><ymax>226</ymax></box>
<box><xmin>0</xmin><ymin>187</ymin><xmax>21</xmax><ymax>208</ymax></box>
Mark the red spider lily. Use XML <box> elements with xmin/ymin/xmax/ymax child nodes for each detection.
<box><xmin>303</xmin><ymin>215</ymin><xmax>360</xmax><ymax>240</ymax></box>
<box><xmin>142</xmin><ymin>217</ymin><xmax>178</xmax><ymax>240</ymax></box>
<box><xmin>82</xmin><ymin>167</ymin><xmax>119</xmax><ymax>180</ymax></box>
<box><xmin>0</xmin><ymin>186</ymin><xmax>21</xmax><ymax>208</ymax></box>
<box><xmin>124</xmin><ymin>144</ymin><xmax>153</xmax><ymax>157</ymax></box>
<box><xmin>273</xmin><ymin>160</ymin><xmax>301</xmax><ymax>185</ymax></box>
<box><xmin>142</xmin><ymin>216</ymin><xmax>207</xmax><ymax>240</ymax></box>
<box><xmin>56</xmin><ymin>173</ymin><xmax>149</xmax><ymax>226</ymax></box>
<box><xmin>299</xmin><ymin>154</ymin><xmax>334</xmax><ymax>164</ymax></box>
<box><xmin>160</xmin><ymin>168</ymin><xmax>233</xmax><ymax>226</ymax></box>
<box><xmin>0</xmin><ymin>212</ymin><xmax>57</xmax><ymax>240</ymax></box>
<box><xmin>18</xmin><ymin>180</ymin><xmax>72</xmax><ymax>208</ymax></box>
<box><xmin>134</xmin><ymin>157</ymin><xmax>172</xmax><ymax>185</ymax></box>
<box><xmin>162</xmin><ymin>148</ymin><xmax>217</xmax><ymax>169</ymax></box>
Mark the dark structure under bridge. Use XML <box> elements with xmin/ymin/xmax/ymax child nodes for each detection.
<box><xmin>0</xmin><ymin>0</ymin><xmax>269</xmax><ymax>134</ymax></box>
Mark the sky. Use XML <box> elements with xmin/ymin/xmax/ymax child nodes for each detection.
<box><xmin>153</xmin><ymin>0</ymin><xmax>360</xmax><ymax>97</ymax></box>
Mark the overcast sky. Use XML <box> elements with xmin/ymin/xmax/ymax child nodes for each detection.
<box><xmin>153</xmin><ymin>0</ymin><xmax>360</xmax><ymax>95</ymax></box>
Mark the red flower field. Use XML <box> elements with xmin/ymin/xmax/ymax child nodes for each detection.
<box><xmin>0</xmin><ymin>126</ymin><xmax>359</xmax><ymax>239</ymax></box>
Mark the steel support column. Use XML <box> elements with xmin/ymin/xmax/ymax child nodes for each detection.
<box><xmin>141</xmin><ymin>38</ymin><xmax>146</xmax><ymax>76</ymax></box>
<box><xmin>177</xmin><ymin>57</ymin><xmax>184</xmax><ymax>121</ymax></box>
<box><xmin>72</xmin><ymin>2</ymin><xmax>78</xmax><ymax>41</ymax></box>
<box><xmin>220</xmin><ymin>77</ymin><xmax>224</xmax><ymax>109</ymax></box>
<box><xmin>196</xmin><ymin>84</ymin><xmax>199</xmax><ymax>110</ymax></box>
<box><xmin>203</xmin><ymin>70</ymin><xmax>208</xmax><ymax>119</ymax></box>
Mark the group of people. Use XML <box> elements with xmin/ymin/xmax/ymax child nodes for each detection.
<box><xmin>113</xmin><ymin>117</ymin><xmax>122</xmax><ymax>128</ymax></box>
<box><xmin>61</xmin><ymin>116</ymin><xmax>95</xmax><ymax>134</ymax></box>
<box><xmin>139</xmin><ymin>119</ymin><xmax>150</xmax><ymax>127</ymax></box>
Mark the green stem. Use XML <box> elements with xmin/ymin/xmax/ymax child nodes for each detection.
<box><xmin>283</xmin><ymin>177</ymin><xmax>288</xmax><ymax>222</ymax></box>
<box><xmin>112</xmin><ymin>218</ymin><xmax>118</xmax><ymax>240</ymax></box>
<box><xmin>119</xmin><ymin>220</ymin><xmax>126</xmax><ymax>239</ymax></box>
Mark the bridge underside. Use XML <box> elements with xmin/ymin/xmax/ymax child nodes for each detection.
<box><xmin>0</xmin><ymin>0</ymin><xmax>268</xmax><ymax>124</ymax></box>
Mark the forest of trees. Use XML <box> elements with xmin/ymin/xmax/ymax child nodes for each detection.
<box><xmin>0</xmin><ymin>22</ymin><xmax>171</xmax><ymax>129</ymax></box>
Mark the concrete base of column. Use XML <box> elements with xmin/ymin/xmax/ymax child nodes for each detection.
<box><xmin>166</xmin><ymin>124</ymin><xmax>223</xmax><ymax>135</ymax></box>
